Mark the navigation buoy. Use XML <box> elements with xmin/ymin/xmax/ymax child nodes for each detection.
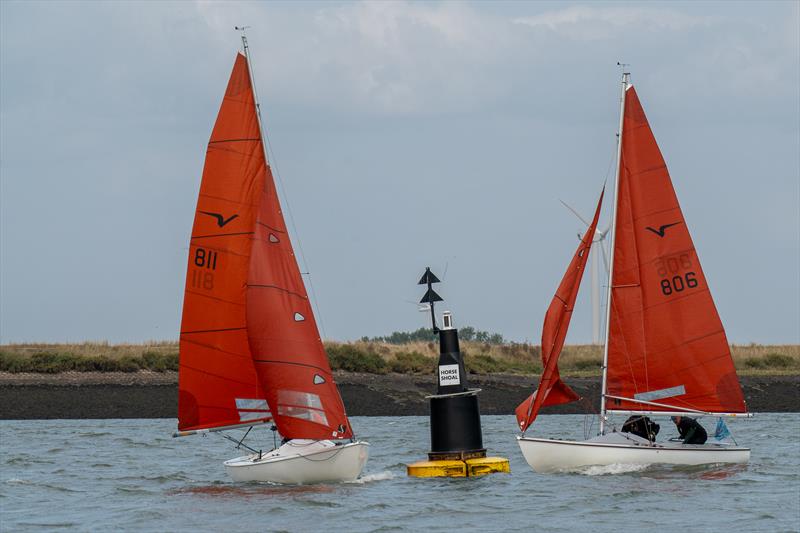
<box><xmin>406</xmin><ymin>267</ymin><xmax>510</xmax><ymax>478</ymax></box>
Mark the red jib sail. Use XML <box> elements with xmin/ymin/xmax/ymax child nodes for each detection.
<box><xmin>516</xmin><ymin>189</ymin><xmax>604</xmax><ymax>432</ymax></box>
<box><xmin>179</xmin><ymin>53</ymin><xmax>353</xmax><ymax>439</ymax></box>
<box><xmin>605</xmin><ymin>86</ymin><xmax>746</xmax><ymax>414</ymax></box>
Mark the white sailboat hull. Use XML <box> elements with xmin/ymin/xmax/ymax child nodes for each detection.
<box><xmin>517</xmin><ymin>434</ymin><xmax>750</xmax><ymax>473</ymax></box>
<box><xmin>224</xmin><ymin>439</ymin><xmax>369</xmax><ymax>484</ymax></box>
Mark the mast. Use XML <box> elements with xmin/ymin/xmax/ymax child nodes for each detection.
<box><xmin>236</xmin><ymin>27</ymin><xmax>268</xmax><ymax>160</ymax></box>
<box><xmin>599</xmin><ymin>69</ymin><xmax>630</xmax><ymax>434</ymax></box>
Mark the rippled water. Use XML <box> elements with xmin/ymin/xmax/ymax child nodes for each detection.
<box><xmin>2</xmin><ymin>414</ymin><xmax>798</xmax><ymax>532</ymax></box>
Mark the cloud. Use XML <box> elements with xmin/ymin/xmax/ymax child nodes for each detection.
<box><xmin>195</xmin><ymin>1</ymin><xmax>520</xmax><ymax>115</ymax></box>
<box><xmin>190</xmin><ymin>1</ymin><xmax>799</xmax><ymax>125</ymax></box>
<box><xmin>513</xmin><ymin>5</ymin><xmax>711</xmax><ymax>40</ymax></box>
<box><xmin>1</xmin><ymin>1</ymin><xmax>797</xmax><ymax>343</ymax></box>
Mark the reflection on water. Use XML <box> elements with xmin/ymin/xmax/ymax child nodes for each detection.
<box><xmin>169</xmin><ymin>482</ymin><xmax>338</xmax><ymax>498</ymax></box>
<box><xmin>696</xmin><ymin>464</ymin><xmax>749</xmax><ymax>480</ymax></box>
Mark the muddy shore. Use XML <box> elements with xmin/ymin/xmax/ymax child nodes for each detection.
<box><xmin>1</xmin><ymin>372</ymin><xmax>797</xmax><ymax>420</ymax></box>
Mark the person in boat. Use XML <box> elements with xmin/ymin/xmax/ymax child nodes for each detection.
<box><xmin>671</xmin><ymin>416</ymin><xmax>708</xmax><ymax>444</ymax></box>
<box><xmin>621</xmin><ymin>415</ymin><xmax>660</xmax><ymax>442</ymax></box>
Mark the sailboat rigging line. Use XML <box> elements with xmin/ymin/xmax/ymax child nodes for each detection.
<box><xmin>238</xmin><ymin>426</ymin><xmax>252</xmax><ymax>446</ymax></box>
<box><xmin>238</xmin><ymin>30</ymin><xmax>328</xmax><ymax>340</ymax></box>
<box><xmin>581</xmin><ymin>397</ymin><xmax>599</xmax><ymax>439</ymax></box>
<box><xmin>602</xmin><ymin>143</ymin><xmax>616</xmax><ymax>183</ymax></box>
<box><xmin>271</xmin><ymin>425</ymin><xmax>278</xmax><ymax>449</ymax></box>
<box><xmin>220</xmin><ymin>431</ymin><xmax>260</xmax><ymax>455</ymax></box>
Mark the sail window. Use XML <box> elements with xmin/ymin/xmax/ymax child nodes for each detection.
<box><xmin>235</xmin><ymin>398</ymin><xmax>271</xmax><ymax>422</ymax></box>
<box><xmin>278</xmin><ymin>405</ymin><xmax>329</xmax><ymax>426</ymax></box>
<box><xmin>235</xmin><ymin>398</ymin><xmax>269</xmax><ymax>410</ymax></box>
<box><xmin>269</xmin><ymin>233</ymin><xmax>280</xmax><ymax>243</ymax></box>
<box><xmin>313</xmin><ymin>374</ymin><xmax>326</xmax><ymax>385</ymax></box>
<box><xmin>634</xmin><ymin>385</ymin><xmax>686</xmax><ymax>402</ymax></box>
<box><xmin>277</xmin><ymin>390</ymin><xmax>328</xmax><ymax>425</ymax></box>
<box><xmin>294</xmin><ymin>312</ymin><xmax>305</xmax><ymax>322</ymax></box>
<box><xmin>278</xmin><ymin>390</ymin><xmax>323</xmax><ymax>409</ymax></box>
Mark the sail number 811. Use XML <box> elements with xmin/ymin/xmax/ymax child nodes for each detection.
<box><xmin>190</xmin><ymin>247</ymin><xmax>217</xmax><ymax>291</ymax></box>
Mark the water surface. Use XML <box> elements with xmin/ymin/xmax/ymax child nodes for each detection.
<box><xmin>2</xmin><ymin>414</ymin><xmax>798</xmax><ymax>531</ymax></box>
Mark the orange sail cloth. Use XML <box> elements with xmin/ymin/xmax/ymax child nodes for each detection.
<box><xmin>516</xmin><ymin>189</ymin><xmax>604</xmax><ymax>432</ymax></box>
<box><xmin>604</xmin><ymin>86</ymin><xmax>746</xmax><ymax>414</ymax></box>
<box><xmin>178</xmin><ymin>54</ymin><xmax>353</xmax><ymax>439</ymax></box>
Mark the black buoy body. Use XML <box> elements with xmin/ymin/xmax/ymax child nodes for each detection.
<box><xmin>427</xmin><ymin>312</ymin><xmax>485</xmax><ymax>460</ymax></box>
<box><xmin>408</xmin><ymin>267</ymin><xmax>509</xmax><ymax>477</ymax></box>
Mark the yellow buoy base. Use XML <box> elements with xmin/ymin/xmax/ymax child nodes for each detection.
<box><xmin>407</xmin><ymin>456</ymin><xmax>510</xmax><ymax>478</ymax></box>
<box><xmin>466</xmin><ymin>456</ymin><xmax>510</xmax><ymax>476</ymax></box>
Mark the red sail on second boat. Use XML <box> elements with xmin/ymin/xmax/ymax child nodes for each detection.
<box><xmin>604</xmin><ymin>86</ymin><xmax>746</xmax><ymax>415</ymax></box>
<box><xmin>516</xmin><ymin>189</ymin><xmax>605</xmax><ymax>432</ymax></box>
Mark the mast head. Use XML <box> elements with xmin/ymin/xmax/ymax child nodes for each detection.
<box><xmin>616</xmin><ymin>62</ymin><xmax>631</xmax><ymax>87</ymax></box>
<box><xmin>235</xmin><ymin>26</ymin><xmax>252</xmax><ymax>51</ymax></box>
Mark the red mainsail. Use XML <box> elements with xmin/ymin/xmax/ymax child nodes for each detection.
<box><xmin>178</xmin><ymin>54</ymin><xmax>352</xmax><ymax>439</ymax></box>
<box><xmin>604</xmin><ymin>86</ymin><xmax>746</xmax><ymax>414</ymax></box>
<box><xmin>516</xmin><ymin>189</ymin><xmax>604</xmax><ymax>432</ymax></box>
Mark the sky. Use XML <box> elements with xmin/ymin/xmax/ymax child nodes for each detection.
<box><xmin>1</xmin><ymin>1</ymin><xmax>798</xmax><ymax>345</ymax></box>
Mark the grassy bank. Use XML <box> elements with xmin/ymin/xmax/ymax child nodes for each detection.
<box><xmin>1</xmin><ymin>341</ymin><xmax>798</xmax><ymax>376</ymax></box>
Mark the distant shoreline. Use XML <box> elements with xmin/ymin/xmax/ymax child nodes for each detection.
<box><xmin>1</xmin><ymin>372</ymin><xmax>797</xmax><ymax>419</ymax></box>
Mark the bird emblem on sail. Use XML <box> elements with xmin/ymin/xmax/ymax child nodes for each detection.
<box><xmin>645</xmin><ymin>221</ymin><xmax>680</xmax><ymax>237</ymax></box>
<box><xmin>199</xmin><ymin>211</ymin><xmax>239</xmax><ymax>228</ymax></box>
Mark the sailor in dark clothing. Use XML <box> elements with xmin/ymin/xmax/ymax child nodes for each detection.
<box><xmin>671</xmin><ymin>416</ymin><xmax>708</xmax><ymax>444</ymax></box>
<box><xmin>621</xmin><ymin>415</ymin><xmax>660</xmax><ymax>442</ymax></box>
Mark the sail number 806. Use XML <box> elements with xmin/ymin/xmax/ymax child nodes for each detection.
<box><xmin>660</xmin><ymin>272</ymin><xmax>698</xmax><ymax>295</ymax></box>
